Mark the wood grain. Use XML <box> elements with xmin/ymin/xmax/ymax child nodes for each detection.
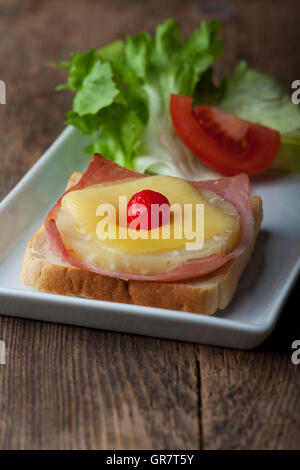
<box><xmin>199</xmin><ymin>281</ymin><xmax>300</xmax><ymax>450</ymax></box>
<box><xmin>198</xmin><ymin>348</ymin><xmax>300</xmax><ymax>450</ymax></box>
<box><xmin>0</xmin><ymin>318</ymin><xmax>199</xmax><ymax>449</ymax></box>
<box><xmin>0</xmin><ymin>0</ymin><xmax>300</xmax><ymax>450</ymax></box>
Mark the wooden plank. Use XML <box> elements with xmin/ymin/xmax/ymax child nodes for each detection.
<box><xmin>0</xmin><ymin>317</ymin><xmax>199</xmax><ymax>449</ymax></box>
<box><xmin>214</xmin><ymin>0</ymin><xmax>300</xmax><ymax>87</ymax></box>
<box><xmin>198</xmin><ymin>262</ymin><xmax>300</xmax><ymax>450</ymax></box>
<box><xmin>198</xmin><ymin>337</ymin><xmax>300</xmax><ymax>449</ymax></box>
<box><xmin>199</xmin><ymin>346</ymin><xmax>300</xmax><ymax>450</ymax></box>
<box><xmin>0</xmin><ymin>0</ymin><xmax>299</xmax><ymax>450</ymax></box>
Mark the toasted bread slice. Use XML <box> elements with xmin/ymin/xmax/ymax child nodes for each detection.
<box><xmin>20</xmin><ymin>172</ymin><xmax>262</xmax><ymax>315</ymax></box>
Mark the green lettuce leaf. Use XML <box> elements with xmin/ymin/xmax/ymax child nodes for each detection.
<box><xmin>73</xmin><ymin>61</ymin><xmax>119</xmax><ymax>116</ymax></box>
<box><xmin>55</xmin><ymin>18</ymin><xmax>222</xmax><ymax>176</ymax></box>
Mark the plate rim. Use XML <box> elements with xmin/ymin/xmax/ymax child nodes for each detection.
<box><xmin>0</xmin><ymin>125</ymin><xmax>299</xmax><ymax>347</ymax></box>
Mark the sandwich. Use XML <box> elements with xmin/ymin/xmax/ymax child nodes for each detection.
<box><xmin>23</xmin><ymin>17</ymin><xmax>300</xmax><ymax>315</ymax></box>
<box><xmin>21</xmin><ymin>154</ymin><xmax>262</xmax><ymax>315</ymax></box>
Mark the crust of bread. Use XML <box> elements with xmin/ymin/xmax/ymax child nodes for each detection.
<box><xmin>20</xmin><ymin>172</ymin><xmax>263</xmax><ymax>315</ymax></box>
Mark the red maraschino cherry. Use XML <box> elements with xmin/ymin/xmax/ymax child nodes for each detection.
<box><xmin>127</xmin><ymin>189</ymin><xmax>170</xmax><ymax>230</ymax></box>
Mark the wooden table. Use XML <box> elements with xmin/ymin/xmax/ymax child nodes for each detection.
<box><xmin>0</xmin><ymin>0</ymin><xmax>299</xmax><ymax>450</ymax></box>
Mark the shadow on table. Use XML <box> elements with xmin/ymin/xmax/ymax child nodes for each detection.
<box><xmin>258</xmin><ymin>277</ymin><xmax>300</xmax><ymax>352</ymax></box>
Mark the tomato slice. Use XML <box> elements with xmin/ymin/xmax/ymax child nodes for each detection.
<box><xmin>170</xmin><ymin>94</ymin><xmax>281</xmax><ymax>176</ymax></box>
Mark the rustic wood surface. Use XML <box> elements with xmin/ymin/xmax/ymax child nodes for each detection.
<box><xmin>0</xmin><ymin>0</ymin><xmax>299</xmax><ymax>450</ymax></box>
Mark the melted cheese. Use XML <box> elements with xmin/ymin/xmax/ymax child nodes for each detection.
<box><xmin>61</xmin><ymin>176</ymin><xmax>239</xmax><ymax>253</ymax></box>
<box><xmin>56</xmin><ymin>176</ymin><xmax>240</xmax><ymax>275</ymax></box>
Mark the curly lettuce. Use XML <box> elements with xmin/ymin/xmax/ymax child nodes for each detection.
<box><xmin>54</xmin><ymin>18</ymin><xmax>222</xmax><ymax>178</ymax></box>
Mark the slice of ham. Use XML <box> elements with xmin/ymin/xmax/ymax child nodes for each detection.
<box><xmin>45</xmin><ymin>154</ymin><xmax>255</xmax><ymax>282</ymax></box>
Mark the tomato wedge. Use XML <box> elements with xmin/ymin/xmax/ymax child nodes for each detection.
<box><xmin>170</xmin><ymin>94</ymin><xmax>281</xmax><ymax>176</ymax></box>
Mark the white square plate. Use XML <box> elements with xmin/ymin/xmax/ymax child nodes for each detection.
<box><xmin>0</xmin><ymin>127</ymin><xmax>299</xmax><ymax>349</ymax></box>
